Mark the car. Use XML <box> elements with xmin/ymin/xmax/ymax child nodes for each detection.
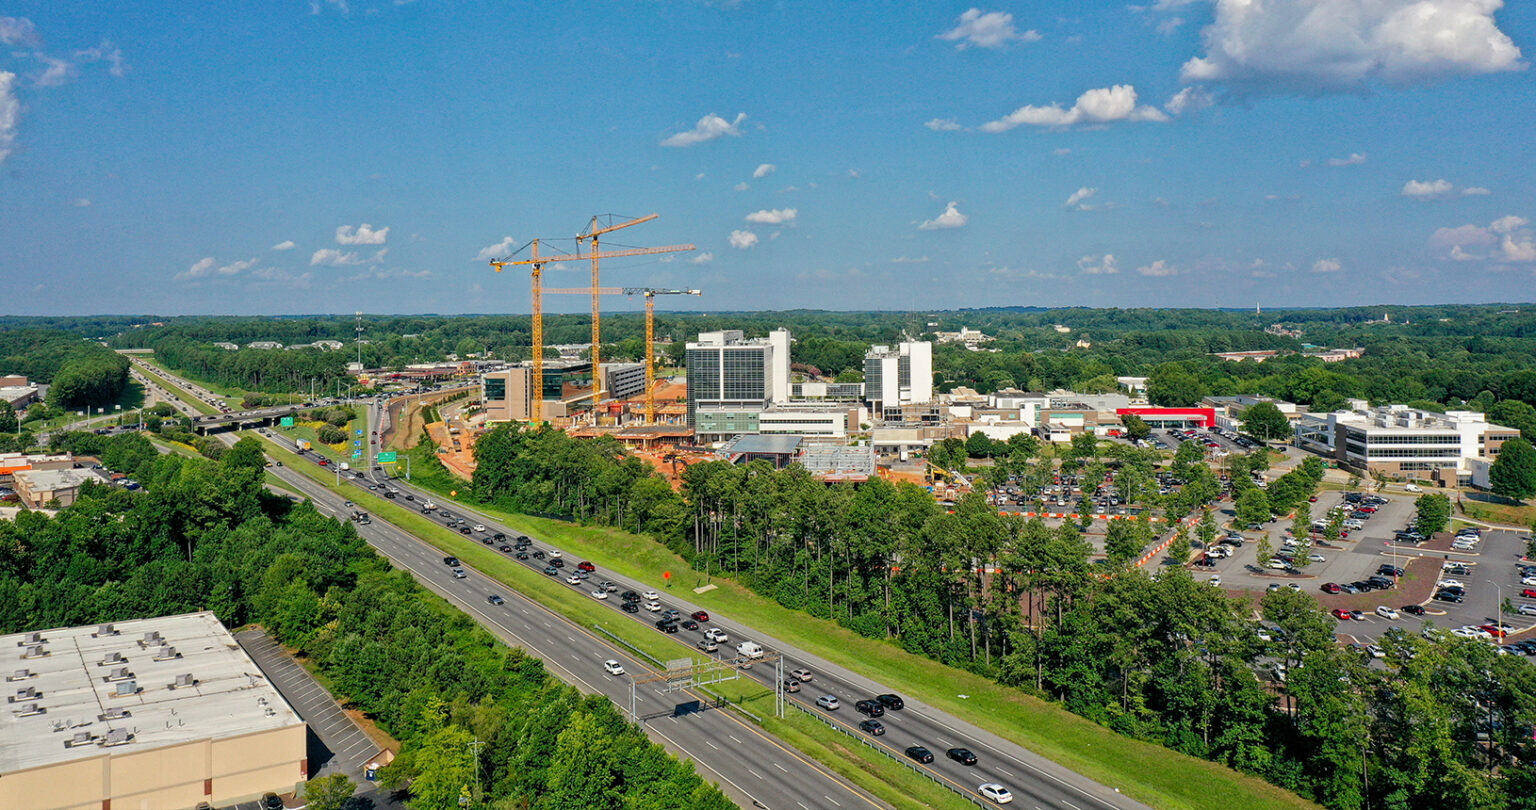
<box><xmin>1378</xmin><ymin>565</ymin><xmax>1405</xmax><ymax>577</ymax></box>
<box><xmin>905</xmin><ymin>745</ymin><xmax>935</xmax><ymax>764</ymax></box>
<box><xmin>491</xmin><ymin>532</ymin><xmax>504</xmax><ymax>541</ymax></box>
<box><xmin>442</xmin><ymin>556</ymin><xmax>459</xmax><ymax>566</ymax></box>
<box><xmin>691</xmin><ymin>610</ymin><xmax>710</xmax><ymax>622</ymax></box>
<box><xmin>660</xmin><ymin>609</ymin><xmax>681</xmax><ymax>621</ymax></box>
<box><xmin>791</xmin><ymin>668</ymin><xmax>813</xmax><ymax>682</ymax></box>
<box><xmin>704</xmin><ymin>627</ymin><xmax>729</xmax><ymax>643</ymax></box>
<box><xmin>577</xmin><ymin>561</ymin><xmax>596</xmax><ymax>572</ymax></box>
<box><xmin>1524</xmin><ymin>588</ymin><xmax>1536</xmax><ymax>599</ymax></box>
<box><xmin>1481</xmin><ymin>624</ymin><xmax>1510</xmax><ymax>638</ymax></box>
<box><xmin>1321</xmin><ymin>582</ymin><xmax>1342</xmax><ymax>594</ymax></box>
<box><xmin>781</xmin><ymin>677</ymin><xmax>800</xmax><ymax>692</ymax></box>
<box><xmin>472</xmin><ymin>524</ymin><xmax>486</xmax><ymax>533</ymax></box>
<box><xmin>858</xmin><ymin>719</ymin><xmax>885</xmax><ymax>736</ymax></box>
<box><xmin>621</xmin><ymin>601</ymin><xmax>640</xmax><ymax>613</ymax></box>
<box><xmin>1402</xmin><ymin>604</ymin><xmax>1426</xmax><ymax>616</ymax></box>
<box><xmin>1439</xmin><ymin>579</ymin><xmax>1465</xmax><ymax>590</ymax></box>
<box><xmin>978</xmin><ymin>783</ymin><xmax>1014</xmax><ymax>805</ymax></box>
<box><xmin>1351</xmin><ymin>580</ymin><xmax>1375</xmax><ymax>592</ymax></box>
<box><xmin>1434</xmin><ymin>590</ymin><xmax>1465</xmax><ymax>603</ymax></box>
<box><xmin>1519</xmin><ymin>604</ymin><xmax>1536</xmax><ymax>616</ymax></box>
<box><xmin>1332</xmin><ymin>608</ymin><xmax>1352</xmax><ymax>620</ymax></box>
<box><xmin>1367</xmin><ymin>576</ymin><xmax>1394</xmax><ymax>590</ymax></box>
<box><xmin>597</xmin><ymin>581</ymin><xmax>617</xmax><ymax>592</ymax></box>
<box><xmin>344</xmin><ymin>500</ymin><xmax>354</xmax><ymax>508</ymax></box>
<box><xmin>542</xmin><ymin>565</ymin><xmax>558</xmax><ymax>576</ymax></box>
<box><xmin>457</xmin><ymin>526</ymin><xmax>472</xmax><ymax>535</ymax></box>
<box><xmin>947</xmin><ymin>747</ymin><xmax>978</xmax><ymax>766</ymax></box>
<box><xmin>497</xmin><ymin>544</ymin><xmax>512</xmax><ymax>552</ymax></box>
<box><xmin>1376</xmin><ymin>606</ymin><xmax>1399</xmax><ymax>620</ymax></box>
<box><xmin>450</xmin><ymin>567</ymin><xmax>467</xmax><ymax>579</ymax></box>
<box><xmin>603</xmin><ymin>659</ymin><xmax>625</xmax><ymax>676</ymax></box>
<box><xmin>1349</xmin><ymin>609</ymin><xmax>1365</xmax><ymax>621</ymax></box>
<box><xmin>1208</xmin><ymin>575</ymin><xmax>1222</xmax><ymax>587</ymax></box>
<box><xmin>1339</xmin><ymin>583</ymin><xmax>1360</xmax><ymax>594</ymax></box>
<box><xmin>591</xmin><ymin>589</ymin><xmax>608</xmax><ymax>600</ymax></box>
<box><xmin>531</xmin><ymin>550</ymin><xmax>545</xmax><ymax>560</ymax></box>
<box><xmin>655</xmin><ymin>620</ymin><xmax>679</xmax><ymax>634</ymax></box>
<box><xmin>815</xmin><ymin>695</ymin><xmax>840</xmax><ymax>711</ymax></box>
<box><xmin>876</xmin><ymin>693</ymin><xmax>905</xmax><ymax>710</ymax></box>
<box><xmin>697</xmin><ymin>638</ymin><xmax>718</xmax><ymax>652</ymax></box>
<box><xmin>262</xmin><ymin>793</ymin><xmax>285</xmax><ymax>810</ymax></box>
<box><xmin>644</xmin><ymin>601</ymin><xmax>662</xmax><ymax>612</ymax></box>
<box><xmin>548</xmin><ymin>550</ymin><xmax>562</xmax><ymax>559</ymax></box>
<box><xmin>1308</xmin><ymin>495</ymin><xmax>1319</xmax><ymax>502</ymax></box>
<box><xmin>642</xmin><ymin>590</ymin><xmax>659</xmax><ymax>600</ymax></box>
<box><xmin>1522</xmin><ymin>576</ymin><xmax>1536</xmax><ymax>587</ymax></box>
<box><xmin>854</xmin><ymin>699</ymin><xmax>885</xmax><ymax>717</ymax></box>
<box><xmin>487</xmin><ymin>594</ymin><xmax>505</xmax><ymax>606</ymax></box>
<box><xmin>515</xmin><ymin>551</ymin><xmax>530</xmax><ymax>560</ymax></box>
<box><xmin>621</xmin><ymin>591</ymin><xmax>640</xmax><ymax>602</ymax></box>
<box><xmin>680</xmin><ymin>619</ymin><xmax>698</xmax><ymax>631</ymax></box>
<box><xmin>566</xmin><ymin>575</ymin><xmax>583</xmax><ymax>585</ymax></box>
<box><xmin>549</xmin><ymin>558</ymin><xmax>565</xmax><ymax>568</ymax></box>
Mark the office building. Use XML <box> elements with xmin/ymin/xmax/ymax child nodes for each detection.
<box><xmin>0</xmin><ymin>612</ymin><xmax>306</xmax><ymax>810</ymax></box>
<box><xmin>11</xmin><ymin>467</ymin><xmax>109</xmax><ymax>508</ymax></box>
<box><xmin>692</xmin><ymin>404</ymin><xmax>855</xmax><ymax>444</ymax></box>
<box><xmin>1294</xmin><ymin>403</ymin><xmax>1519</xmax><ymax>483</ymax></box>
<box><xmin>684</xmin><ymin>329</ymin><xmax>791</xmax><ymax>426</ymax></box>
<box><xmin>864</xmin><ymin>341</ymin><xmax>933</xmax><ymax>419</ymax></box>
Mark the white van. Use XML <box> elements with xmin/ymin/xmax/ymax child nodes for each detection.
<box><xmin>736</xmin><ymin>641</ymin><xmax>764</xmax><ymax>659</ymax></box>
<box><xmin>340</xmin><ymin>462</ymin><xmax>351</xmax><ymax>471</ymax></box>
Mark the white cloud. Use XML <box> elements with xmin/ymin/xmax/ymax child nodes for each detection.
<box><xmin>31</xmin><ymin>54</ymin><xmax>75</xmax><ymax>87</ymax></box>
<box><xmin>745</xmin><ymin>208</ymin><xmax>797</xmax><ymax>224</ymax></box>
<box><xmin>1312</xmin><ymin>258</ymin><xmax>1343</xmax><ymax>273</ymax></box>
<box><xmin>938</xmin><ymin>9</ymin><xmax>1040</xmax><ymax>49</ymax></box>
<box><xmin>74</xmin><ymin>40</ymin><xmax>125</xmax><ymax>77</ymax></box>
<box><xmin>1462</xmin><ymin>186</ymin><xmax>1490</xmax><ymax>196</ymax></box>
<box><xmin>980</xmin><ymin>85</ymin><xmax>1168</xmax><ymax>132</ymax></box>
<box><xmin>1077</xmin><ymin>254</ymin><xmax>1119</xmax><ymax>275</ymax></box>
<box><xmin>1402</xmin><ymin>179</ymin><xmax>1454</xmax><ymax>199</ymax></box>
<box><xmin>660</xmin><ymin>112</ymin><xmax>747</xmax><ymax>147</ymax></box>
<box><xmin>1164</xmin><ymin>85</ymin><xmax>1213</xmax><ymax>115</ymax></box>
<box><xmin>689</xmin><ymin>252</ymin><xmax>714</xmax><ymax>264</ymax></box>
<box><xmin>176</xmin><ymin>257</ymin><xmax>217</xmax><ymax>281</ymax></box>
<box><xmin>891</xmin><ymin>255</ymin><xmax>930</xmax><ymax>264</ymax></box>
<box><xmin>924</xmin><ymin>118</ymin><xmax>962</xmax><ymax>131</ymax></box>
<box><xmin>1053</xmin><ymin>148</ymin><xmax>1072</xmax><ymax>156</ymax></box>
<box><xmin>728</xmin><ymin>230</ymin><xmax>759</xmax><ymax>249</ymax></box>
<box><xmin>1500</xmin><ymin>234</ymin><xmax>1536</xmax><ymax>263</ymax></box>
<box><xmin>695</xmin><ymin>172</ymin><xmax>706</xmax><ymax>181</ymax></box>
<box><xmin>734</xmin><ymin>182</ymin><xmax>750</xmax><ymax>191</ymax></box>
<box><xmin>752</xmin><ymin>163</ymin><xmax>776</xmax><ymax>178</ymax></box>
<box><xmin>73</xmin><ymin>198</ymin><xmax>90</xmax><ymax>207</ymax></box>
<box><xmin>1136</xmin><ymin>260</ymin><xmax>1180</xmax><ymax>277</ymax></box>
<box><xmin>1063</xmin><ymin>187</ymin><xmax>1097</xmax><ymax>209</ymax></box>
<box><xmin>311</xmin><ymin>248</ymin><xmax>387</xmax><ymax>266</ymax></box>
<box><xmin>1180</xmin><ymin>0</ymin><xmax>1525</xmax><ymax>94</ymax></box>
<box><xmin>1327</xmin><ymin>153</ymin><xmax>1368</xmax><ymax>167</ymax></box>
<box><xmin>271</xmin><ymin>240</ymin><xmax>296</xmax><ymax>251</ymax></box>
<box><xmin>1491</xmin><ymin>215</ymin><xmax>1527</xmax><ymax>234</ymax></box>
<box><xmin>918</xmin><ymin>201</ymin><xmax>968</xmax><ymax>230</ymax></box>
<box><xmin>217</xmin><ymin>257</ymin><xmax>258</xmax><ymax>276</ymax></box>
<box><xmin>335</xmin><ymin>223</ymin><xmax>388</xmax><ymax>245</ymax></box>
<box><xmin>474</xmin><ymin>236</ymin><xmax>516</xmax><ymax>262</ymax></box>
<box><xmin>1156</xmin><ymin>16</ymin><xmax>1184</xmax><ymax>36</ymax></box>
<box><xmin>1429</xmin><ymin>223</ymin><xmax>1498</xmax><ymax>248</ymax></box>
<box><xmin>0</xmin><ymin>17</ymin><xmax>42</xmax><ymax>47</ymax></box>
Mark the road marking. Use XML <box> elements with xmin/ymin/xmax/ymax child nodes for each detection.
<box><xmin>729</xmin><ymin>735</ymin><xmax>742</xmax><ymax>744</ymax></box>
<box><xmin>773</xmin><ymin>761</ymin><xmax>788</xmax><ymax>773</ymax></box>
<box><xmin>826</xmin><ymin>797</ymin><xmax>841</xmax><ymax>807</ymax></box>
<box><xmin>704</xmin><ymin>739</ymin><xmax>716</xmax><ymax>749</ymax></box>
<box><xmin>747</xmin><ymin>768</ymin><xmax>763</xmax><ymax>780</ymax></box>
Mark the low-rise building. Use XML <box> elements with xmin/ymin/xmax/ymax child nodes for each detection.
<box><xmin>1203</xmin><ymin>395</ymin><xmax>1301</xmax><ymax>432</ymax></box>
<box><xmin>1294</xmin><ymin>403</ymin><xmax>1519</xmax><ymax>484</ymax></box>
<box><xmin>212</xmin><ymin>342</ymin><xmax>239</xmax><ymax>351</ymax></box>
<box><xmin>0</xmin><ymin>612</ymin><xmax>307</xmax><ymax>810</ymax></box>
<box><xmin>11</xmin><ymin>467</ymin><xmax>108</xmax><ymax>507</ymax></box>
<box><xmin>244</xmin><ymin>341</ymin><xmax>283</xmax><ymax>350</ymax></box>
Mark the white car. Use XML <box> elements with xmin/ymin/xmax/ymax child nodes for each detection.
<box><xmin>472</xmin><ymin>524</ymin><xmax>486</xmax><ymax>533</ymax></box>
<box><xmin>1518</xmin><ymin>603</ymin><xmax>1536</xmax><ymax>616</ymax></box>
<box><xmin>644</xmin><ymin>601</ymin><xmax>662</xmax><ymax>612</ymax></box>
<box><xmin>1366</xmin><ymin>644</ymin><xmax>1385</xmax><ymax>659</ymax></box>
<box><xmin>548</xmin><ymin>549</ymin><xmax>562</xmax><ymax>559</ymax></box>
<box><xmin>1439</xmin><ymin>579</ymin><xmax>1465</xmax><ymax>589</ymax></box>
<box><xmin>591</xmin><ymin>589</ymin><xmax>608</xmax><ymax>600</ymax></box>
<box><xmin>1308</xmin><ymin>553</ymin><xmax>1327</xmax><ymax>563</ymax></box>
<box><xmin>1521</xmin><ymin>576</ymin><xmax>1536</xmax><ymax>586</ymax></box>
<box><xmin>642</xmin><ymin>590</ymin><xmax>659</xmax><ymax>601</ymax></box>
<box><xmin>603</xmin><ymin>659</ymin><xmax>625</xmax><ymax>676</ymax></box>
<box><xmin>704</xmin><ymin>627</ymin><xmax>729</xmax><ymax>643</ymax></box>
<box><xmin>1375</xmin><ymin>606</ymin><xmax>1399</xmax><ymax>620</ymax></box>
<box><xmin>1208</xmin><ymin>575</ymin><xmax>1222</xmax><ymax>587</ymax></box>
<box><xmin>566</xmin><ymin>575</ymin><xmax>583</xmax><ymax>585</ymax></box>
<box><xmin>978</xmin><ymin>783</ymin><xmax>1014</xmax><ymax>804</ymax></box>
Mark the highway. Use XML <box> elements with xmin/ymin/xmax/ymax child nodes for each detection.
<box><xmin>127</xmin><ymin>359</ymin><xmax>889</xmax><ymax>810</ymax></box>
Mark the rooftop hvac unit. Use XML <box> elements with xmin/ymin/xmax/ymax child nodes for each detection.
<box><xmin>113</xmin><ymin>680</ymin><xmax>138</xmax><ymax>697</ymax></box>
<box><xmin>22</xmin><ymin>645</ymin><xmax>46</xmax><ymax>659</ymax></box>
<box><xmin>106</xmin><ymin>667</ymin><xmax>133</xmax><ymax>682</ymax></box>
<box><xmin>100</xmin><ymin>728</ymin><xmax>130</xmax><ymax>747</ymax></box>
<box><xmin>7</xmin><ymin>669</ymin><xmax>30</xmax><ymax>682</ymax></box>
<box><xmin>99</xmin><ymin>651</ymin><xmax>125</xmax><ymax>666</ymax></box>
<box><xmin>15</xmin><ymin>702</ymin><xmax>44</xmax><ymax>717</ymax></box>
<box><xmin>10</xmin><ymin>685</ymin><xmax>38</xmax><ymax>702</ymax></box>
<box><xmin>94</xmin><ymin>624</ymin><xmax>118</xmax><ymax>637</ymax></box>
<box><xmin>152</xmin><ymin>646</ymin><xmax>180</xmax><ymax>661</ymax></box>
<box><xmin>19</xmin><ymin>631</ymin><xmax>42</xmax><ymax>645</ymax></box>
<box><xmin>98</xmin><ymin>707</ymin><xmax>130</xmax><ymax>721</ymax></box>
<box><xmin>65</xmin><ymin>731</ymin><xmax>95</xmax><ymax>748</ymax></box>
<box><xmin>171</xmin><ymin>673</ymin><xmax>195</xmax><ymax>689</ymax></box>
<box><xmin>140</xmin><ymin>631</ymin><xmax>162</xmax><ymax>646</ymax></box>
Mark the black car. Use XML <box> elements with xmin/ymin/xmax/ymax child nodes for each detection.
<box><xmin>1367</xmin><ymin>576</ymin><xmax>1394</xmax><ymax>590</ymax></box>
<box><xmin>480</xmin><ymin>535</ymin><xmax>493</xmax><ymax>544</ymax></box>
<box><xmin>497</xmin><ymin>544</ymin><xmax>512</xmax><ymax>552</ymax></box>
<box><xmin>442</xmin><ymin>556</ymin><xmax>459</xmax><ymax>566</ymax></box>
<box><xmin>549</xmin><ymin>558</ymin><xmax>565</xmax><ymax>568</ymax></box>
<box><xmin>946</xmin><ymin>747</ymin><xmax>978</xmax><ymax>766</ymax></box>
<box><xmin>905</xmin><ymin>746</ymin><xmax>934</xmax><ymax>764</ymax></box>
<box><xmin>621</xmin><ymin>601</ymin><xmax>640</xmax><ymax>613</ymax></box>
<box><xmin>1433</xmin><ymin>590</ymin><xmax>1464</xmax><ymax>603</ymax></box>
<box><xmin>681</xmin><ymin>619</ymin><xmax>699</xmax><ymax>631</ymax></box>
<box><xmin>487</xmin><ymin>595</ymin><xmax>505</xmax><ymax>606</ymax></box>
<box><xmin>854</xmin><ymin>699</ymin><xmax>885</xmax><ymax>717</ymax></box>
<box><xmin>656</xmin><ymin>619</ymin><xmax>679</xmax><ymax>633</ymax></box>
<box><xmin>858</xmin><ymin>719</ymin><xmax>885</xmax><ymax>736</ymax></box>
<box><xmin>1350</xmin><ymin>580</ymin><xmax>1375</xmax><ymax>592</ymax></box>
<box><xmin>542</xmin><ymin>566</ymin><xmax>558</xmax><ymax>575</ymax></box>
<box><xmin>458</xmin><ymin>526</ymin><xmax>472</xmax><ymax>535</ymax></box>
<box><xmin>532</xmin><ymin>550</ymin><xmax>545</xmax><ymax>560</ymax></box>
<box><xmin>876</xmin><ymin>693</ymin><xmax>905</xmax><ymax>710</ymax></box>
<box><xmin>1402</xmin><ymin>604</ymin><xmax>1426</xmax><ymax>616</ymax></box>
<box><xmin>492</xmin><ymin>533</ymin><xmax>506</xmax><ymax>541</ymax></box>
<box><xmin>515</xmin><ymin>551</ymin><xmax>530</xmax><ymax>560</ymax></box>
<box><xmin>1377</xmin><ymin>565</ymin><xmax>1405</xmax><ymax>577</ymax></box>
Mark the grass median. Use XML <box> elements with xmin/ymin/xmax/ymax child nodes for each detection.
<box><xmin>394</xmin><ymin>491</ymin><xmax>1319</xmax><ymax>810</ymax></box>
<box><xmin>135</xmin><ymin>363</ymin><xmax>219</xmax><ymax>416</ymax></box>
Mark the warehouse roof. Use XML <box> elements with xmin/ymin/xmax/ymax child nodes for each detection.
<box><xmin>0</xmin><ymin>612</ymin><xmax>302</xmax><ymax>773</ymax></box>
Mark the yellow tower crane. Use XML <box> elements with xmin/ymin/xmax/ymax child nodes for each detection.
<box><xmin>492</xmin><ymin>240</ymin><xmax>693</xmax><ymax>423</ymax></box>
<box><xmin>542</xmin><ymin>287</ymin><xmax>701</xmax><ymax>424</ymax></box>
<box><xmin>576</xmin><ymin>213</ymin><xmax>661</xmax><ymax>402</ymax></box>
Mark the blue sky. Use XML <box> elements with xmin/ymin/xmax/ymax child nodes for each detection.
<box><xmin>1</xmin><ymin>1</ymin><xmax>1532</xmax><ymax>316</ymax></box>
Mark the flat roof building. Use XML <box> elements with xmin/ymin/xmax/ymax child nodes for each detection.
<box><xmin>1295</xmin><ymin>403</ymin><xmax>1519</xmax><ymax>484</ymax></box>
<box><xmin>865</xmin><ymin>341</ymin><xmax>933</xmax><ymax>419</ymax></box>
<box><xmin>0</xmin><ymin>612</ymin><xmax>306</xmax><ymax>810</ymax></box>
<box><xmin>685</xmin><ymin>329</ymin><xmax>791</xmax><ymax>427</ymax></box>
<box><xmin>11</xmin><ymin>467</ymin><xmax>108</xmax><ymax>508</ymax></box>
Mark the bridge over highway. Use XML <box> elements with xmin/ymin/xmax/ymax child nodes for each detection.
<box><xmin>190</xmin><ymin>404</ymin><xmax>311</xmax><ymax>433</ymax></box>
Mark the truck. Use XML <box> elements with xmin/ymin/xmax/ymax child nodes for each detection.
<box><xmin>340</xmin><ymin>462</ymin><xmax>351</xmax><ymax>471</ymax></box>
<box><xmin>295</xmin><ymin>438</ymin><xmax>312</xmax><ymax>452</ymax></box>
<box><xmin>736</xmin><ymin>641</ymin><xmax>764</xmax><ymax>659</ymax></box>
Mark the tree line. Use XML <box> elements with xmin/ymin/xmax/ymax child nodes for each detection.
<box><xmin>0</xmin><ymin>329</ymin><xmax>130</xmax><ymax>408</ymax></box>
<box><xmin>0</xmin><ymin>435</ymin><xmax>732</xmax><ymax>810</ymax></box>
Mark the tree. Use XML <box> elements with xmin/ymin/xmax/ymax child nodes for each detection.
<box><xmin>1167</xmin><ymin>523</ymin><xmax>1191</xmax><ymax>564</ymax></box>
<box><xmin>1489</xmin><ymin>436</ymin><xmax>1536</xmax><ymax>500</ymax></box>
<box><xmin>1104</xmin><ymin>520</ymin><xmax>1144</xmax><ymax>568</ymax></box>
<box><xmin>1291</xmin><ymin>533</ymin><xmax>1313</xmax><ymax>571</ymax></box>
<box><xmin>1291</xmin><ymin>500</ymin><xmax>1312</xmax><ymax>543</ymax></box>
<box><xmin>1070</xmin><ymin>431</ymin><xmax>1099</xmax><ymax>464</ymax></box>
<box><xmin>1255</xmin><ymin>533</ymin><xmax>1274</xmax><ymax>568</ymax></box>
<box><xmin>1240</xmin><ymin>401</ymin><xmax>1291</xmax><ymax>441</ymax></box>
<box><xmin>1414</xmin><ymin>492</ymin><xmax>1452</xmax><ymax>536</ymax></box>
<box><xmin>0</xmin><ymin>401</ymin><xmax>16</xmax><ymax>434</ymax></box>
<box><xmin>1235</xmin><ymin>487</ymin><xmax>1270</xmax><ymax>528</ymax></box>
<box><xmin>544</xmin><ymin>712</ymin><xmax>621</xmax><ymax>810</ymax></box>
<box><xmin>220</xmin><ymin>436</ymin><xmax>266</xmax><ymax>472</ymax></box>
<box><xmin>1196</xmin><ymin>508</ymin><xmax>1217</xmax><ymax>550</ymax></box>
<box><xmin>965</xmin><ymin>431</ymin><xmax>995</xmax><ymax>459</ymax></box>
<box><xmin>1122</xmin><ymin>413</ymin><xmax>1151</xmax><ymax>441</ymax></box>
<box><xmin>303</xmin><ymin>774</ymin><xmax>356</xmax><ymax>810</ymax></box>
<box><xmin>1147</xmin><ymin>365</ymin><xmax>1208</xmax><ymax>407</ymax></box>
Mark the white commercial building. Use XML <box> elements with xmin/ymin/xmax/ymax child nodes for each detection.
<box><xmin>685</xmin><ymin>329</ymin><xmax>791</xmax><ymax>426</ymax></box>
<box><xmin>864</xmin><ymin>341</ymin><xmax>933</xmax><ymax>419</ymax></box>
<box><xmin>1295</xmin><ymin>402</ymin><xmax>1520</xmax><ymax>484</ymax></box>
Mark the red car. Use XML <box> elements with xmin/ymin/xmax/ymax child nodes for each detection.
<box><xmin>1321</xmin><ymin>582</ymin><xmax>1342</xmax><ymax>594</ymax></box>
<box><xmin>1524</xmin><ymin>589</ymin><xmax>1536</xmax><ymax>599</ymax></box>
<box><xmin>1359</xmin><ymin>505</ymin><xmax>1378</xmax><ymax>513</ymax></box>
<box><xmin>691</xmin><ymin>611</ymin><xmax>710</xmax><ymax>622</ymax></box>
<box><xmin>1331</xmin><ymin>608</ymin><xmax>1352</xmax><ymax>620</ymax></box>
<box><xmin>1308</xmin><ymin>496</ymin><xmax>1318</xmax><ymax>502</ymax></box>
<box><xmin>318</xmin><ymin>459</ymin><xmax>329</xmax><ymax>466</ymax></box>
<box><xmin>1481</xmin><ymin>625</ymin><xmax>1509</xmax><ymax>638</ymax></box>
<box><xmin>576</xmin><ymin>561</ymin><xmax>596</xmax><ymax>572</ymax></box>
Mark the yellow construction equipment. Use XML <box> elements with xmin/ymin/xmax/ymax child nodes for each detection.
<box><xmin>575</xmin><ymin>214</ymin><xmax>661</xmax><ymax>402</ymax></box>
<box><xmin>542</xmin><ymin>287</ymin><xmax>701</xmax><ymax>424</ymax></box>
<box><xmin>492</xmin><ymin>240</ymin><xmax>693</xmax><ymax>423</ymax></box>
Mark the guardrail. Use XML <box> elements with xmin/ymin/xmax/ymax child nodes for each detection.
<box><xmin>592</xmin><ymin>624</ymin><xmax>664</xmax><ymax>669</ymax></box>
<box><xmin>787</xmin><ymin>700</ymin><xmax>986</xmax><ymax>807</ymax></box>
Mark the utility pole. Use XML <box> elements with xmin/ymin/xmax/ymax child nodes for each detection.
<box><xmin>355</xmin><ymin>311</ymin><xmax>364</xmax><ymax>368</ymax></box>
<box><xmin>466</xmin><ymin>737</ymin><xmax>487</xmax><ymax>806</ymax></box>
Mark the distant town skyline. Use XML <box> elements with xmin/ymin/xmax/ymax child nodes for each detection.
<box><xmin>1</xmin><ymin>1</ymin><xmax>1532</xmax><ymax>315</ymax></box>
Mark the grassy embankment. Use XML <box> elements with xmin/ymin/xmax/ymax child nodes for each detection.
<box><xmin>134</xmin><ymin>363</ymin><xmax>219</xmax><ymax>416</ymax></box>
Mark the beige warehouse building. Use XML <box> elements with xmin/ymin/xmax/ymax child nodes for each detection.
<box><xmin>0</xmin><ymin>612</ymin><xmax>307</xmax><ymax>810</ymax></box>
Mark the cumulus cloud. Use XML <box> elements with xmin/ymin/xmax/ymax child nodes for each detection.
<box><xmin>175</xmin><ymin>256</ymin><xmax>258</xmax><ymax>281</ymax></box>
<box><xmin>1063</xmin><ymin>187</ymin><xmax>1097</xmax><ymax>209</ymax></box>
<box><xmin>937</xmin><ymin>8</ymin><xmax>1040</xmax><ymax>49</ymax></box>
<box><xmin>728</xmin><ymin>230</ymin><xmax>759</xmax><ymax>249</ymax></box>
<box><xmin>74</xmin><ymin>40</ymin><xmax>125</xmax><ymax>77</ymax></box>
<box><xmin>1180</xmin><ymin>0</ymin><xmax>1525</xmax><ymax>95</ymax></box>
<box><xmin>1164</xmin><ymin>85</ymin><xmax>1213</xmax><ymax>115</ymax></box>
<box><xmin>734</xmin><ymin>182</ymin><xmax>750</xmax><ymax>191</ymax></box>
<box><xmin>1077</xmin><ymin>254</ymin><xmax>1119</xmax><ymax>275</ymax></box>
<box><xmin>73</xmin><ymin>197</ymin><xmax>90</xmax><ymax>207</ymax></box>
<box><xmin>1136</xmin><ymin>260</ymin><xmax>1180</xmax><ymax>277</ymax></box>
<box><xmin>0</xmin><ymin>16</ymin><xmax>42</xmax><ymax>47</ymax></box>
<box><xmin>474</xmin><ymin>236</ymin><xmax>516</xmax><ymax>262</ymax></box>
<box><xmin>30</xmin><ymin>54</ymin><xmax>75</xmax><ymax>87</ymax></box>
<box><xmin>980</xmin><ymin>85</ymin><xmax>1168</xmax><ymax>132</ymax></box>
<box><xmin>312</xmin><ymin>248</ymin><xmax>387</xmax><ymax>267</ymax></box>
<box><xmin>690</xmin><ymin>252</ymin><xmax>714</xmax><ymax>264</ymax></box>
<box><xmin>1327</xmin><ymin>153</ymin><xmax>1368</xmax><ymax>167</ymax></box>
<box><xmin>1312</xmin><ymin>258</ymin><xmax>1343</xmax><ymax>273</ymax></box>
<box><xmin>1402</xmin><ymin>179</ymin><xmax>1454</xmax><ymax>199</ymax></box>
<box><xmin>745</xmin><ymin>208</ymin><xmax>797</xmax><ymax>224</ymax></box>
<box><xmin>752</xmin><ymin>163</ymin><xmax>775</xmax><ymax>178</ymax></box>
<box><xmin>271</xmin><ymin>240</ymin><xmax>296</xmax><ymax>251</ymax></box>
<box><xmin>1462</xmin><ymin>186</ymin><xmax>1490</xmax><ymax>196</ymax></box>
<box><xmin>661</xmin><ymin>112</ymin><xmax>747</xmax><ymax>147</ymax></box>
<box><xmin>925</xmin><ymin>118</ymin><xmax>962</xmax><ymax>132</ymax></box>
<box><xmin>335</xmin><ymin>223</ymin><xmax>388</xmax><ymax>245</ymax></box>
<box><xmin>918</xmin><ymin>201</ymin><xmax>968</xmax><ymax>230</ymax></box>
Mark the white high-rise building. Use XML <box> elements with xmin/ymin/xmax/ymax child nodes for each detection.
<box><xmin>864</xmin><ymin>340</ymin><xmax>933</xmax><ymax>417</ymax></box>
<box><xmin>685</xmin><ymin>329</ymin><xmax>792</xmax><ymax>426</ymax></box>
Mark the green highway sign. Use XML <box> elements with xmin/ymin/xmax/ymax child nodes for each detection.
<box><xmin>376</xmin><ymin>451</ymin><xmax>398</xmax><ymax>463</ymax></box>
<box><xmin>279</xmin><ymin>417</ymin><xmax>294</xmax><ymax>427</ymax></box>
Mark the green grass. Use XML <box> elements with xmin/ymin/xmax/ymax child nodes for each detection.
<box><xmin>135</xmin><ymin>363</ymin><xmax>219</xmax><ymax>416</ymax></box>
<box><xmin>270</xmin><ymin>407</ymin><xmax>365</xmax><ymax>466</ymax></box>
